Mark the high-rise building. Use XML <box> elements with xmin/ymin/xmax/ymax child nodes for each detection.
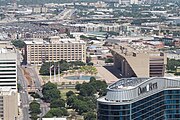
<box><xmin>97</xmin><ymin>77</ymin><xmax>180</xmax><ymax>120</ymax></box>
<box><xmin>24</xmin><ymin>37</ymin><xmax>86</xmax><ymax>65</ymax></box>
<box><xmin>0</xmin><ymin>43</ymin><xmax>18</xmax><ymax>120</ymax></box>
<box><xmin>0</xmin><ymin>47</ymin><xmax>17</xmax><ymax>91</ymax></box>
<box><xmin>110</xmin><ymin>43</ymin><xmax>166</xmax><ymax>78</ymax></box>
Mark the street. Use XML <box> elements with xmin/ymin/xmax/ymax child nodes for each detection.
<box><xmin>18</xmin><ymin>65</ymin><xmax>50</xmax><ymax>120</ymax></box>
<box><xmin>17</xmin><ymin>65</ymin><xmax>30</xmax><ymax>120</ymax></box>
<box><xmin>25</xmin><ymin>66</ymin><xmax>50</xmax><ymax>118</ymax></box>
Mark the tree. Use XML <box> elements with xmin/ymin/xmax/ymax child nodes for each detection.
<box><xmin>44</xmin><ymin>108</ymin><xmax>68</xmax><ymax>118</ymax></box>
<box><xmin>11</xmin><ymin>39</ymin><xmax>25</xmax><ymax>48</ymax></box>
<box><xmin>90</xmin><ymin>77</ymin><xmax>96</xmax><ymax>82</ymax></box>
<box><xmin>75</xmin><ymin>84</ymin><xmax>81</xmax><ymax>91</ymax></box>
<box><xmin>84</xmin><ymin>111</ymin><xmax>96</xmax><ymax>120</ymax></box>
<box><xmin>29</xmin><ymin>101</ymin><xmax>41</xmax><ymax>120</ymax></box>
<box><xmin>50</xmin><ymin>99</ymin><xmax>65</xmax><ymax>108</ymax></box>
<box><xmin>67</xmin><ymin>95</ymin><xmax>77</xmax><ymax>107</ymax></box>
<box><xmin>30</xmin><ymin>92</ymin><xmax>41</xmax><ymax>99</ymax></box>
<box><xmin>66</xmin><ymin>91</ymin><xmax>75</xmax><ymax>98</ymax></box>
<box><xmin>17</xmin><ymin>83</ymin><xmax>22</xmax><ymax>92</ymax></box>
<box><xmin>79</xmin><ymin>83</ymin><xmax>96</xmax><ymax>96</ymax></box>
<box><xmin>105</xmin><ymin>58</ymin><xmax>114</xmax><ymax>63</ymax></box>
<box><xmin>42</xmin><ymin>82</ymin><xmax>61</xmax><ymax>102</ymax></box>
<box><xmin>42</xmin><ymin>82</ymin><xmax>57</xmax><ymax>92</ymax></box>
<box><xmin>43</xmin><ymin>112</ymin><xmax>53</xmax><ymax>118</ymax></box>
<box><xmin>39</xmin><ymin>62</ymin><xmax>51</xmax><ymax>75</ymax></box>
<box><xmin>43</xmin><ymin>88</ymin><xmax>61</xmax><ymax>102</ymax></box>
<box><xmin>30</xmin><ymin>113</ymin><xmax>39</xmax><ymax>120</ymax></box>
<box><xmin>29</xmin><ymin>102</ymin><xmax>41</xmax><ymax>114</ymax></box>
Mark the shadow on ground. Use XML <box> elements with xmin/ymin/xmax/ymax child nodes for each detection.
<box><xmin>103</xmin><ymin>65</ymin><xmax>121</xmax><ymax>79</ymax></box>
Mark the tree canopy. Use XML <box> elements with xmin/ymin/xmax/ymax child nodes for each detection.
<box><xmin>39</xmin><ymin>60</ymin><xmax>86</xmax><ymax>75</ymax></box>
<box><xmin>84</xmin><ymin>111</ymin><xmax>96</xmax><ymax>120</ymax></box>
<box><xmin>11</xmin><ymin>39</ymin><xmax>25</xmax><ymax>48</ymax></box>
<box><xmin>66</xmin><ymin>77</ymin><xmax>107</xmax><ymax>115</ymax></box>
<box><xmin>43</xmin><ymin>108</ymin><xmax>68</xmax><ymax>118</ymax></box>
<box><xmin>167</xmin><ymin>59</ymin><xmax>180</xmax><ymax>71</ymax></box>
<box><xmin>42</xmin><ymin>82</ymin><xmax>61</xmax><ymax>102</ymax></box>
<box><xmin>29</xmin><ymin>101</ymin><xmax>41</xmax><ymax>120</ymax></box>
<box><xmin>50</xmin><ymin>99</ymin><xmax>65</xmax><ymax>108</ymax></box>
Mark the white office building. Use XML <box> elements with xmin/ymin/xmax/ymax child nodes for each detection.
<box><xmin>0</xmin><ymin>48</ymin><xmax>17</xmax><ymax>92</ymax></box>
<box><xmin>0</xmin><ymin>43</ymin><xmax>18</xmax><ymax>120</ymax></box>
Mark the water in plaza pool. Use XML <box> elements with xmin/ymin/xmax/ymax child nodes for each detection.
<box><xmin>64</xmin><ymin>75</ymin><xmax>98</xmax><ymax>80</ymax></box>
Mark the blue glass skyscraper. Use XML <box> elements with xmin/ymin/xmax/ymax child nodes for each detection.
<box><xmin>97</xmin><ymin>77</ymin><xmax>180</xmax><ymax>120</ymax></box>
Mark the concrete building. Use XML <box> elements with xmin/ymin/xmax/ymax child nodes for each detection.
<box><xmin>32</xmin><ymin>6</ymin><xmax>47</xmax><ymax>13</ymax></box>
<box><xmin>0</xmin><ymin>46</ymin><xmax>18</xmax><ymax>92</ymax></box>
<box><xmin>0</xmin><ymin>88</ymin><xmax>18</xmax><ymax>120</ymax></box>
<box><xmin>69</xmin><ymin>23</ymin><xmax>124</xmax><ymax>33</ymax></box>
<box><xmin>0</xmin><ymin>43</ymin><xmax>18</xmax><ymax>120</ymax></box>
<box><xmin>110</xmin><ymin>43</ymin><xmax>166</xmax><ymax>78</ymax></box>
<box><xmin>119</xmin><ymin>0</ymin><xmax>139</xmax><ymax>4</ymax></box>
<box><xmin>24</xmin><ymin>37</ymin><xmax>86</xmax><ymax>65</ymax></box>
<box><xmin>97</xmin><ymin>77</ymin><xmax>180</xmax><ymax>120</ymax></box>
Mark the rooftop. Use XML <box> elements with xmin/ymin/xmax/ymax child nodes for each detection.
<box><xmin>24</xmin><ymin>38</ymin><xmax>86</xmax><ymax>44</ymax></box>
<box><xmin>108</xmin><ymin>78</ymin><xmax>149</xmax><ymax>90</ymax></box>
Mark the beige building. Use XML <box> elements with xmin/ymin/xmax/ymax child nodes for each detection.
<box><xmin>32</xmin><ymin>6</ymin><xmax>47</xmax><ymax>13</ymax></box>
<box><xmin>24</xmin><ymin>37</ymin><xmax>86</xmax><ymax>65</ymax></box>
<box><xmin>0</xmin><ymin>88</ymin><xmax>18</xmax><ymax>120</ymax></box>
<box><xmin>111</xmin><ymin>43</ymin><xmax>167</xmax><ymax>78</ymax></box>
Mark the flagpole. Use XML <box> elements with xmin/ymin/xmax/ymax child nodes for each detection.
<box><xmin>54</xmin><ymin>64</ymin><xmax>56</xmax><ymax>82</ymax></box>
<box><xmin>50</xmin><ymin>63</ymin><xmax>51</xmax><ymax>82</ymax></box>
<box><xmin>50</xmin><ymin>64</ymin><xmax>54</xmax><ymax>83</ymax></box>
<box><xmin>58</xmin><ymin>63</ymin><xmax>60</xmax><ymax>82</ymax></box>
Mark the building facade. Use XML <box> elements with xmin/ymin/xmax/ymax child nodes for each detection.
<box><xmin>110</xmin><ymin>44</ymin><xmax>166</xmax><ymax>78</ymax></box>
<box><xmin>0</xmin><ymin>47</ymin><xmax>17</xmax><ymax>92</ymax></box>
<box><xmin>24</xmin><ymin>37</ymin><xmax>86</xmax><ymax>65</ymax></box>
<box><xmin>0</xmin><ymin>44</ymin><xmax>18</xmax><ymax>120</ymax></box>
<box><xmin>0</xmin><ymin>88</ymin><xmax>18</xmax><ymax>120</ymax></box>
<box><xmin>119</xmin><ymin>0</ymin><xmax>140</xmax><ymax>4</ymax></box>
<box><xmin>97</xmin><ymin>77</ymin><xmax>180</xmax><ymax>120</ymax></box>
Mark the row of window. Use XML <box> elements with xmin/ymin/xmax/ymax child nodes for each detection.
<box><xmin>98</xmin><ymin>90</ymin><xmax>180</xmax><ymax>120</ymax></box>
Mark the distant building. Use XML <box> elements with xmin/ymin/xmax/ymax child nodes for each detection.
<box><xmin>32</xmin><ymin>6</ymin><xmax>47</xmax><ymax>13</ymax></box>
<box><xmin>24</xmin><ymin>37</ymin><xmax>86</xmax><ymax>65</ymax></box>
<box><xmin>110</xmin><ymin>43</ymin><xmax>167</xmax><ymax>77</ymax></box>
<box><xmin>174</xmin><ymin>38</ymin><xmax>180</xmax><ymax>47</ymax></box>
<box><xmin>97</xmin><ymin>77</ymin><xmax>180</xmax><ymax>120</ymax></box>
<box><xmin>69</xmin><ymin>23</ymin><xmax>123</xmax><ymax>33</ymax></box>
<box><xmin>119</xmin><ymin>0</ymin><xmax>139</xmax><ymax>5</ymax></box>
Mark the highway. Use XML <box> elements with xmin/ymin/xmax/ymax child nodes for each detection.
<box><xmin>17</xmin><ymin>65</ymin><xmax>30</xmax><ymax>120</ymax></box>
